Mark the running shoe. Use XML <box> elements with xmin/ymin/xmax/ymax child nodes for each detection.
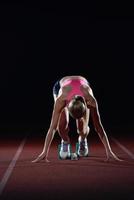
<box><xmin>59</xmin><ymin>140</ymin><xmax>71</xmax><ymax>159</ymax></box>
<box><xmin>77</xmin><ymin>137</ymin><xmax>88</xmax><ymax>157</ymax></box>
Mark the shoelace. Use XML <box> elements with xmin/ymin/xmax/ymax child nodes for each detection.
<box><xmin>62</xmin><ymin>143</ymin><xmax>69</xmax><ymax>152</ymax></box>
<box><xmin>79</xmin><ymin>140</ymin><xmax>86</xmax><ymax>151</ymax></box>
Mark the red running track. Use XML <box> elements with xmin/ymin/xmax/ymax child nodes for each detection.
<box><xmin>0</xmin><ymin>133</ymin><xmax>134</xmax><ymax>200</ymax></box>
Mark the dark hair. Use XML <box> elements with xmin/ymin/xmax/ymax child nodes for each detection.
<box><xmin>68</xmin><ymin>96</ymin><xmax>86</xmax><ymax>119</ymax></box>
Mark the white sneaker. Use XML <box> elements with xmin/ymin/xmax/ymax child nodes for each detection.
<box><xmin>77</xmin><ymin>137</ymin><xmax>88</xmax><ymax>157</ymax></box>
<box><xmin>59</xmin><ymin>140</ymin><xmax>71</xmax><ymax>159</ymax></box>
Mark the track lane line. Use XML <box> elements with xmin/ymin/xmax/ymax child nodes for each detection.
<box><xmin>0</xmin><ymin>137</ymin><xmax>27</xmax><ymax>196</ymax></box>
<box><xmin>112</xmin><ymin>137</ymin><xmax>134</xmax><ymax>159</ymax></box>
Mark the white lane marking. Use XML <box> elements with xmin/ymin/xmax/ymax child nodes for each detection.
<box><xmin>112</xmin><ymin>137</ymin><xmax>134</xmax><ymax>159</ymax></box>
<box><xmin>0</xmin><ymin>137</ymin><xmax>27</xmax><ymax>196</ymax></box>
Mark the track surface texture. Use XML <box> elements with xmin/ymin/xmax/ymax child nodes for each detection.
<box><xmin>0</xmin><ymin>133</ymin><xmax>134</xmax><ymax>200</ymax></box>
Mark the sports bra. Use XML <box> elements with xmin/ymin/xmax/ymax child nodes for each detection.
<box><xmin>61</xmin><ymin>78</ymin><xmax>89</xmax><ymax>103</ymax></box>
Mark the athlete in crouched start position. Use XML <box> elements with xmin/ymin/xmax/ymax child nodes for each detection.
<box><xmin>32</xmin><ymin>75</ymin><xmax>122</xmax><ymax>162</ymax></box>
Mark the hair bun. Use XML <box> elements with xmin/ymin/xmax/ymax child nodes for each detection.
<box><xmin>74</xmin><ymin>95</ymin><xmax>84</xmax><ymax>103</ymax></box>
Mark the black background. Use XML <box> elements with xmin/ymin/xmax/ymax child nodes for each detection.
<box><xmin>0</xmin><ymin>2</ymin><xmax>134</xmax><ymax>136</ymax></box>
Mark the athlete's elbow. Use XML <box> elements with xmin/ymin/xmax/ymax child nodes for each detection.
<box><xmin>48</xmin><ymin>126</ymin><xmax>57</xmax><ymax>134</ymax></box>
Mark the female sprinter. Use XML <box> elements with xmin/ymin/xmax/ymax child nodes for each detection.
<box><xmin>32</xmin><ymin>75</ymin><xmax>122</xmax><ymax>162</ymax></box>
